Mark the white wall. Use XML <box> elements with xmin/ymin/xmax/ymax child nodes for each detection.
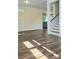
<box><xmin>18</xmin><ymin>7</ymin><xmax>46</xmax><ymax>32</ymax></box>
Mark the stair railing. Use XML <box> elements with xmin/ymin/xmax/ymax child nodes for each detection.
<box><xmin>50</xmin><ymin>13</ymin><xmax>59</xmax><ymax>22</ymax></box>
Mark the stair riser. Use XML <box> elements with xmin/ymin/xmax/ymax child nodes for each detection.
<box><xmin>53</xmin><ymin>28</ymin><xmax>59</xmax><ymax>30</ymax></box>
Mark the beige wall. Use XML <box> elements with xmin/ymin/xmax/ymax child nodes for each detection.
<box><xmin>18</xmin><ymin>7</ymin><xmax>46</xmax><ymax>31</ymax></box>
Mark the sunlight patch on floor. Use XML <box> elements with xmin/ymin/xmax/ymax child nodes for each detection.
<box><xmin>23</xmin><ymin>41</ymin><xmax>48</xmax><ymax>59</ymax></box>
<box><xmin>30</xmin><ymin>48</ymin><xmax>48</xmax><ymax>59</ymax></box>
<box><xmin>32</xmin><ymin>40</ymin><xmax>59</xmax><ymax>58</ymax></box>
<box><xmin>23</xmin><ymin>41</ymin><xmax>34</xmax><ymax>48</ymax></box>
<box><xmin>33</xmin><ymin>40</ymin><xmax>41</xmax><ymax>45</ymax></box>
<box><xmin>42</xmin><ymin>46</ymin><xmax>59</xmax><ymax>57</ymax></box>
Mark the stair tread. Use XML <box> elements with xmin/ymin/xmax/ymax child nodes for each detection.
<box><xmin>55</xmin><ymin>25</ymin><xmax>59</xmax><ymax>26</ymax></box>
<box><xmin>51</xmin><ymin>30</ymin><xmax>59</xmax><ymax>33</ymax></box>
<box><xmin>53</xmin><ymin>28</ymin><xmax>59</xmax><ymax>30</ymax></box>
<box><xmin>50</xmin><ymin>31</ymin><xmax>60</xmax><ymax>36</ymax></box>
<box><xmin>51</xmin><ymin>29</ymin><xmax>59</xmax><ymax>32</ymax></box>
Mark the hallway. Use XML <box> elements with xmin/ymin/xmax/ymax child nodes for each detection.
<box><xmin>18</xmin><ymin>30</ymin><xmax>61</xmax><ymax>59</ymax></box>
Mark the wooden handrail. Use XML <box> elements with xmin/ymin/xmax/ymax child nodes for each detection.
<box><xmin>50</xmin><ymin>13</ymin><xmax>59</xmax><ymax>22</ymax></box>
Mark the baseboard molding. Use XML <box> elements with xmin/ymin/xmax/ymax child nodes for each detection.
<box><xmin>18</xmin><ymin>29</ymin><xmax>42</xmax><ymax>33</ymax></box>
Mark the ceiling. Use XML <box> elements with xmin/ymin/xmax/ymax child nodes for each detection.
<box><xmin>18</xmin><ymin>0</ymin><xmax>47</xmax><ymax>9</ymax></box>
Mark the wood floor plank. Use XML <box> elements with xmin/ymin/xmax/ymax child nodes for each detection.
<box><xmin>18</xmin><ymin>30</ymin><xmax>61</xmax><ymax>59</ymax></box>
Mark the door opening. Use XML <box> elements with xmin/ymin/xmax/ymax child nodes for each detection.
<box><xmin>42</xmin><ymin>13</ymin><xmax>47</xmax><ymax>30</ymax></box>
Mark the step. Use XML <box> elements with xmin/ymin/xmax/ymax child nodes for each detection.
<box><xmin>49</xmin><ymin>32</ymin><xmax>59</xmax><ymax>36</ymax></box>
<box><xmin>55</xmin><ymin>25</ymin><xmax>59</xmax><ymax>27</ymax></box>
<box><xmin>51</xmin><ymin>30</ymin><xmax>59</xmax><ymax>33</ymax></box>
<box><xmin>56</xmin><ymin>24</ymin><xmax>59</xmax><ymax>25</ymax></box>
<box><xmin>53</xmin><ymin>26</ymin><xmax>59</xmax><ymax>28</ymax></box>
<box><xmin>53</xmin><ymin>28</ymin><xmax>59</xmax><ymax>30</ymax></box>
<box><xmin>51</xmin><ymin>31</ymin><xmax>59</xmax><ymax>34</ymax></box>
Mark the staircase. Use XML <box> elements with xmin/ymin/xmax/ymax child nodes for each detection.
<box><xmin>51</xmin><ymin>18</ymin><xmax>60</xmax><ymax>36</ymax></box>
<box><xmin>49</xmin><ymin>15</ymin><xmax>60</xmax><ymax>36</ymax></box>
<box><xmin>47</xmin><ymin>0</ymin><xmax>60</xmax><ymax>36</ymax></box>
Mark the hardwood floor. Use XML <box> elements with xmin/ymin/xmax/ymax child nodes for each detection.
<box><xmin>18</xmin><ymin>30</ymin><xmax>61</xmax><ymax>59</ymax></box>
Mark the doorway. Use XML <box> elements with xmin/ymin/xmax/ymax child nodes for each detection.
<box><xmin>42</xmin><ymin>13</ymin><xmax>47</xmax><ymax>30</ymax></box>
